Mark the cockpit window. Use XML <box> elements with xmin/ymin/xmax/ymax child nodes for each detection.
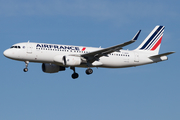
<box><xmin>10</xmin><ymin>46</ymin><xmax>21</xmax><ymax>49</ymax></box>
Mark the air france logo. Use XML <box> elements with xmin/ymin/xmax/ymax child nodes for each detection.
<box><xmin>36</xmin><ymin>44</ymin><xmax>86</xmax><ymax>51</ymax></box>
<box><xmin>82</xmin><ymin>47</ymin><xmax>86</xmax><ymax>51</ymax></box>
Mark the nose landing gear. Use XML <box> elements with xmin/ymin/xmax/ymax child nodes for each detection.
<box><xmin>23</xmin><ymin>61</ymin><xmax>29</xmax><ymax>72</ymax></box>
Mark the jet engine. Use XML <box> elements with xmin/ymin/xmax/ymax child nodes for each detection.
<box><xmin>42</xmin><ymin>63</ymin><xmax>65</xmax><ymax>73</ymax></box>
<box><xmin>63</xmin><ymin>56</ymin><xmax>81</xmax><ymax>66</ymax></box>
<box><xmin>53</xmin><ymin>55</ymin><xmax>82</xmax><ymax>66</ymax></box>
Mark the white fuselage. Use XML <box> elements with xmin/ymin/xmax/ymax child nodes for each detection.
<box><xmin>3</xmin><ymin>26</ymin><xmax>174</xmax><ymax>79</ymax></box>
<box><xmin>3</xmin><ymin>42</ymin><xmax>164</xmax><ymax>68</ymax></box>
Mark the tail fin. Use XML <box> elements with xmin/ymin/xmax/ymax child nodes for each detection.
<box><xmin>136</xmin><ymin>25</ymin><xmax>165</xmax><ymax>55</ymax></box>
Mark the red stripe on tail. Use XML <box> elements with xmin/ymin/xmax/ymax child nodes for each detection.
<box><xmin>151</xmin><ymin>36</ymin><xmax>163</xmax><ymax>51</ymax></box>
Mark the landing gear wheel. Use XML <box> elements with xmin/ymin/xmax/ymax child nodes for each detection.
<box><xmin>86</xmin><ymin>68</ymin><xmax>93</xmax><ymax>75</ymax></box>
<box><xmin>70</xmin><ymin>67</ymin><xmax>79</xmax><ymax>79</ymax></box>
<box><xmin>23</xmin><ymin>68</ymin><xmax>28</xmax><ymax>72</ymax></box>
<box><xmin>72</xmin><ymin>73</ymin><xmax>79</xmax><ymax>79</ymax></box>
<box><xmin>23</xmin><ymin>61</ymin><xmax>29</xmax><ymax>72</ymax></box>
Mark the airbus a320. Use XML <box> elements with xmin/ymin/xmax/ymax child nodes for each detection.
<box><xmin>3</xmin><ymin>25</ymin><xmax>175</xmax><ymax>79</ymax></box>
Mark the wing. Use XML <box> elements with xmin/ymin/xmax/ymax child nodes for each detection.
<box><xmin>81</xmin><ymin>30</ymin><xmax>141</xmax><ymax>62</ymax></box>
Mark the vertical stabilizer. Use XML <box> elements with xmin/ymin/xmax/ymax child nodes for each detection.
<box><xmin>136</xmin><ymin>26</ymin><xmax>165</xmax><ymax>55</ymax></box>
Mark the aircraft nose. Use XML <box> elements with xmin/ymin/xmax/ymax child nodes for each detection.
<box><xmin>3</xmin><ymin>49</ymin><xmax>11</xmax><ymax>58</ymax></box>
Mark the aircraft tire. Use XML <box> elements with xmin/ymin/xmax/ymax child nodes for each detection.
<box><xmin>23</xmin><ymin>68</ymin><xmax>28</xmax><ymax>72</ymax></box>
<box><xmin>86</xmin><ymin>68</ymin><xmax>93</xmax><ymax>75</ymax></box>
<box><xmin>72</xmin><ymin>73</ymin><xmax>79</xmax><ymax>79</ymax></box>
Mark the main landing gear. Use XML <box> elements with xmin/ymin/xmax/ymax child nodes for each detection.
<box><xmin>70</xmin><ymin>67</ymin><xmax>93</xmax><ymax>79</ymax></box>
<box><xmin>86</xmin><ymin>68</ymin><xmax>93</xmax><ymax>75</ymax></box>
<box><xmin>70</xmin><ymin>67</ymin><xmax>79</xmax><ymax>79</ymax></box>
<box><xmin>23</xmin><ymin>61</ymin><xmax>29</xmax><ymax>72</ymax></box>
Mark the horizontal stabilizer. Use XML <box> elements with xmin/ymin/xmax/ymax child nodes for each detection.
<box><xmin>149</xmin><ymin>51</ymin><xmax>175</xmax><ymax>58</ymax></box>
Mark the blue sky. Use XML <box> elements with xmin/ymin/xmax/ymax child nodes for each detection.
<box><xmin>0</xmin><ymin>0</ymin><xmax>179</xmax><ymax>120</ymax></box>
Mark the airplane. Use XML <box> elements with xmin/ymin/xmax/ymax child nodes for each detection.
<box><xmin>3</xmin><ymin>25</ymin><xmax>175</xmax><ymax>79</ymax></box>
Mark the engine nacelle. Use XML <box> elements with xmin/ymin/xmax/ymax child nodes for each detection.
<box><xmin>65</xmin><ymin>56</ymin><xmax>81</xmax><ymax>66</ymax></box>
<box><xmin>42</xmin><ymin>63</ymin><xmax>65</xmax><ymax>73</ymax></box>
<box><xmin>53</xmin><ymin>55</ymin><xmax>82</xmax><ymax>66</ymax></box>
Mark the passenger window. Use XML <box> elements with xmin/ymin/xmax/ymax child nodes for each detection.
<box><xmin>14</xmin><ymin>46</ymin><xmax>17</xmax><ymax>48</ymax></box>
<box><xmin>18</xmin><ymin>46</ymin><xmax>21</xmax><ymax>49</ymax></box>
